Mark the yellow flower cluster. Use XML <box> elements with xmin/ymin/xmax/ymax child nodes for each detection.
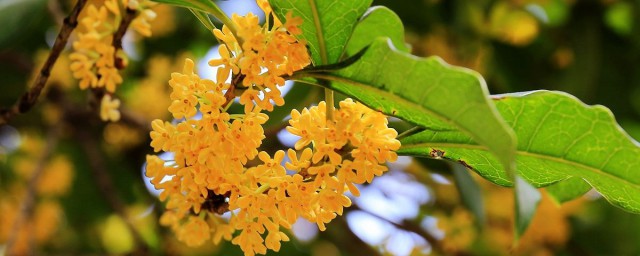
<box><xmin>287</xmin><ymin>99</ymin><xmax>401</xmax><ymax>199</ymax></box>
<box><xmin>69</xmin><ymin>0</ymin><xmax>156</xmax><ymax>121</ymax></box>
<box><xmin>147</xmin><ymin>57</ymin><xmax>273</xmax><ymax>252</ymax></box>
<box><xmin>209</xmin><ymin>0</ymin><xmax>310</xmax><ymax>112</ymax></box>
<box><xmin>145</xmin><ymin>1</ymin><xmax>400</xmax><ymax>255</ymax></box>
<box><xmin>0</xmin><ymin>135</ymin><xmax>74</xmax><ymax>255</ymax></box>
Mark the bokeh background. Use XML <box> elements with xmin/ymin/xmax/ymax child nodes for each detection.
<box><xmin>1</xmin><ymin>0</ymin><xmax>640</xmax><ymax>255</ymax></box>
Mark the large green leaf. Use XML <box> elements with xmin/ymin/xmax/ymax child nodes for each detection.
<box><xmin>270</xmin><ymin>0</ymin><xmax>372</xmax><ymax>65</ymax></box>
<box><xmin>546</xmin><ymin>176</ymin><xmax>592</xmax><ymax>204</ymax></box>
<box><xmin>294</xmin><ymin>38</ymin><xmax>516</xmax><ymax>175</ymax></box>
<box><xmin>399</xmin><ymin>90</ymin><xmax>640</xmax><ymax>213</ymax></box>
<box><xmin>344</xmin><ymin>6</ymin><xmax>409</xmax><ymax>56</ymax></box>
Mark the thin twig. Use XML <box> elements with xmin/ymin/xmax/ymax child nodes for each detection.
<box><xmin>0</xmin><ymin>0</ymin><xmax>88</xmax><ymax>126</ymax></box>
<box><xmin>77</xmin><ymin>129</ymin><xmax>149</xmax><ymax>254</ymax></box>
<box><xmin>112</xmin><ymin>7</ymin><xmax>138</xmax><ymax>70</ymax></box>
<box><xmin>4</xmin><ymin>125</ymin><xmax>61</xmax><ymax>255</ymax></box>
<box><xmin>223</xmin><ymin>73</ymin><xmax>245</xmax><ymax>109</ymax></box>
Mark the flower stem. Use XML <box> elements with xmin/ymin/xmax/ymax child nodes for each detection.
<box><xmin>255</xmin><ymin>184</ymin><xmax>270</xmax><ymax>194</ymax></box>
<box><xmin>325</xmin><ymin>88</ymin><xmax>334</xmax><ymax>121</ymax></box>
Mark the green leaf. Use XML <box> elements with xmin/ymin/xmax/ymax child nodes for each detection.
<box><xmin>270</xmin><ymin>0</ymin><xmax>372</xmax><ymax>65</ymax></box>
<box><xmin>0</xmin><ymin>0</ymin><xmax>46</xmax><ymax>48</ymax></box>
<box><xmin>451</xmin><ymin>163</ymin><xmax>485</xmax><ymax>225</ymax></box>
<box><xmin>546</xmin><ymin>177</ymin><xmax>592</xmax><ymax>204</ymax></box>
<box><xmin>189</xmin><ymin>8</ymin><xmax>216</xmax><ymax>31</ymax></box>
<box><xmin>399</xmin><ymin>90</ymin><xmax>640</xmax><ymax>213</ymax></box>
<box><xmin>514</xmin><ymin>176</ymin><xmax>541</xmax><ymax>239</ymax></box>
<box><xmin>295</xmin><ymin>38</ymin><xmax>517</xmax><ymax>175</ymax></box>
<box><xmin>344</xmin><ymin>6</ymin><xmax>409</xmax><ymax>56</ymax></box>
<box><xmin>150</xmin><ymin>0</ymin><xmax>231</xmax><ymax>26</ymax></box>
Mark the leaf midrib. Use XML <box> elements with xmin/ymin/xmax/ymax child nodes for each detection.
<box><xmin>307</xmin><ymin>0</ymin><xmax>327</xmax><ymax>65</ymax></box>
<box><xmin>400</xmin><ymin>142</ymin><xmax>640</xmax><ymax>189</ymax></box>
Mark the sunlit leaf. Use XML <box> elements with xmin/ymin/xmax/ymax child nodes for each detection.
<box><xmin>270</xmin><ymin>0</ymin><xmax>372</xmax><ymax>65</ymax></box>
<box><xmin>344</xmin><ymin>6</ymin><xmax>409</xmax><ymax>56</ymax></box>
<box><xmin>399</xmin><ymin>91</ymin><xmax>640</xmax><ymax>213</ymax></box>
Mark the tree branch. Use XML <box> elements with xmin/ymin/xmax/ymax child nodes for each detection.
<box><xmin>4</xmin><ymin>125</ymin><xmax>61</xmax><ymax>255</ymax></box>
<box><xmin>112</xmin><ymin>7</ymin><xmax>138</xmax><ymax>70</ymax></box>
<box><xmin>0</xmin><ymin>0</ymin><xmax>88</xmax><ymax>126</ymax></box>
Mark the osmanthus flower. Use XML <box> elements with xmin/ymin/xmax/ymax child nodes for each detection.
<box><xmin>144</xmin><ymin>1</ymin><xmax>400</xmax><ymax>255</ymax></box>
<box><xmin>100</xmin><ymin>94</ymin><xmax>121</xmax><ymax>122</ymax></box>
<box><xmin>69</xmin><ymin>0</ymin><xmax>156</xmax><ymax>121</ymax></box>
<box><xmin>177</xmin><ymin>215</ymin><xmax>211</xmax><ymax>247</ymax></box>
<box><xmin>285</xmin><ymin>99</ymin><xmax>401</xmax><ymax>228</ymax></box>
<box><xmin>127</xmin><ymin>0</ymin><xmax>158</xmax><ymax>37</ymax></box>
<box><xmin>208</xmin><ymin>0</ymin><xmax>311</xmax><ymax>112</ymax></box>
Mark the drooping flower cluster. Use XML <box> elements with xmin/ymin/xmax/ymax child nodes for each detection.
<box><xmin>145</xmin><ymin>1</ymin><xmax>400</xmax><ymax>255</ymax></box>
<box><xmin>69</xmin><ymin>0</ymin><xmax>156</xmax><ymax>121</ymax></box>
<box><xmin>147</xmin><ymin>65</ymin><xmax>400</xmax><ymax>254</ymax></box>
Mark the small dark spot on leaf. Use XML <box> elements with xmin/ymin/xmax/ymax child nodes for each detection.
<box><xmin>458</xmin><ymin>160</ymin><xmax>472</xmax><ymax>169</ymax></box>
<box><xmin>430</xmin><ymin>149</ymin><xmax>445</xmax><ymax>159</ymax></box>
